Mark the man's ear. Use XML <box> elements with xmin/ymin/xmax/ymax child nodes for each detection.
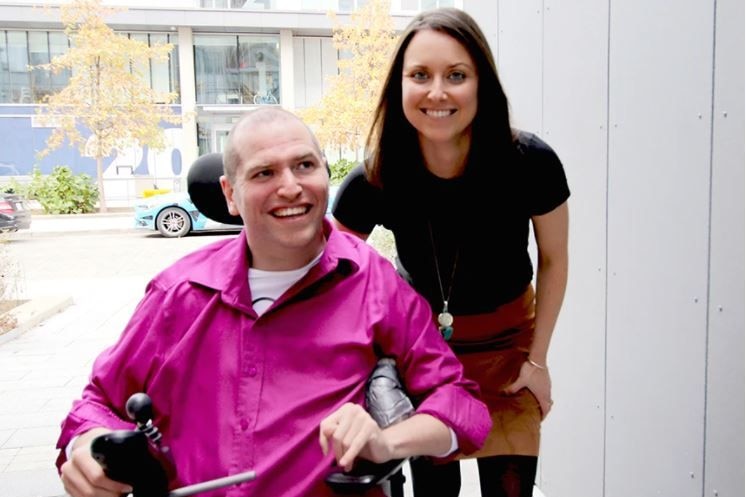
<box><xmin>219</xmin><ymin>175</ymin><xmax>240</xmax><ymax>217</ymax></box>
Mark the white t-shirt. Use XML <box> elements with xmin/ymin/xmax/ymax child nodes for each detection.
<box><xmin>248</xmin><ymin>252</ymin><xmax>323</xmax><ymax>316</ymax></box>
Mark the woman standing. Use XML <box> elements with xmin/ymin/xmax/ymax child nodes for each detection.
<box><xmin>332</xmin><ymin>8</ymin><xmax>569</xmax><ymax>497</ymax></box>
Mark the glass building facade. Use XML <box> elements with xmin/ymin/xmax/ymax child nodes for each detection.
<box><xmin>0</xmin><ymin>29</ymin><xmax>180</xmax><ymax>104</ymax></box>
<box><xmin>194</xmin><ymin>34</ymin><xmax>280</xmax><ymax>105</ymax></box>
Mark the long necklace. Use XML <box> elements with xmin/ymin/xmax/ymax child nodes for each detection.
<box><xmin>427</xmin><ymin>221</ymin><xmax>459</xmax><ymax>341</ymax></box>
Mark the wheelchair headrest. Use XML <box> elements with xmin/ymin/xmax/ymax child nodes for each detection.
<box><xmin>186</xmin><ymin>153</ymin><xmax>243</xmax><ymax>225</ymax></box>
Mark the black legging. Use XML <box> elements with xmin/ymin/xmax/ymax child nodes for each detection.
<box><xmin>409</xmin><ymin>455</ymin><xmax>538</xmax><ymax>497</ymax></box>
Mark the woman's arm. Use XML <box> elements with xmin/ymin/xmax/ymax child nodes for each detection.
<box><xmin>530</xmin><ymin>200</ymin><xmax>569</xmax><ymax>367</ymax></box>
<box><xmin>505</xmin><ymin>201</ymin><xmax>568</xmax><ymax>418</ymax></box>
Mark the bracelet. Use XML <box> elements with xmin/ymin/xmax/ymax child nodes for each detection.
<box><xmin>527</xmin><ymin>358</ymin><xmax>547</xmax><ymax>370</ymax></box>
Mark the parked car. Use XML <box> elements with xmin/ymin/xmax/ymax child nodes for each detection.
<box><xmin>0</xmin><ymin>212</ymin><xmax>19</xmax><ymax>233</ymax></box>
<box><xmin>0</xmin><ymin>192</ymin><xmax>32</xmax><ymax>230</ymax></box>
<box><xmin>134</xmin><ymin>192</ymin><xmax>240</xmax><ymax>238</ymax></box>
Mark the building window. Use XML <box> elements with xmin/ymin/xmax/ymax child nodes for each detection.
<box><xmin>196</xmin><ymin>114</ymin><xmax>235</xmax><ymax>155</ymax></box>
<box><xmin>338</xmin><ymin>0</ymin><xmax>368</xmax><ymax>12</ymax></box>
<box><xmin>48</xmin><ymin>32</ymin><xmax>71</xmax><ymax>96</ymax></box>
<box><xmin>400</xmin><ymin>0</ymin><xmax>454</xmax><ymax>10</ymax></box>
<box><xmin>0</xmin><ymin>29</ymin><xmax>179</xmax><ymax>104</ymax></box>
<box><xmin>28</xmin><ymin>32</ymin><xmax>51</xmax><ymax>102</ymax></box>
<box><xmin>5</xmin><ymin>31</ymin><xmax>31</xmax><ymax>103</ymax></box>
<box><xmin>239</xmin><ymin>36</ymin><xmax>280</xmax><ymax>104</ymax></box>
<box><xmin>125</xmin><ymin>32</ymin><xmax>181</xmax><ymax>103</ymax></box>
<box><xmin>194</xmin><ymin>34</ymin><xmax>280</xmax><ymax>105</ymax></box>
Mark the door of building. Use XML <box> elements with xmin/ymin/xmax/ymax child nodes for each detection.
<box><xmin>212</xmin><ymin>125</ymin><xmax>232</xmax><ymax>153</ymax></box>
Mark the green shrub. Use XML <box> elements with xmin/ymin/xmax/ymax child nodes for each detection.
<box><xmin>329</xmin><ymin>158</ymin><xmax>357</xmax><ymax>185</ymax></box>
<box><xmin>30</xmin><ymin>166</ymin><xmax>99</xmax><ymax>214</ymax></box>
<box><xmin>22</xmin><ymin>168</ymin><xmax>46</xmax><ymax>201</ymax></box>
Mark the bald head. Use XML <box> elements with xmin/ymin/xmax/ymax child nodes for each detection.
<box><xmin>223</xmin><ymin>108</ymin><xmax>324</xmax><ymax>183</ymax></box>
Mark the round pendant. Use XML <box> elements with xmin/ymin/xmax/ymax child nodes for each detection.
<box><xmin>440</xmin><ymin>326</ymin><xmax>453</xmax><ymax>341</ymax></box>
<box><xmin>438</xmin><ymin>311</ymin><xmax>454</xmax><ymax>327</ymax></box>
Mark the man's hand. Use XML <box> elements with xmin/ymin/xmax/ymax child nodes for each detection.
<box><xmin>318</xmin><ymin>403</ymin><xmax>394</xmax><ymax>472</ymax></box>
<box><xmin>60</xmin><ymin>428</ymin><xmax>134</xmax><ymax>497</ymax></box>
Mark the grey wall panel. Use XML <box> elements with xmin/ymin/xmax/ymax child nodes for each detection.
<box><xmin>464</xmin><ymin>2</ymin><xmax>743</xmax><ymax>496</ymax></box>
<box><xmin>704</xmin><ymin>0</ymin><xmax>745</xmax><ymax>495</ymax></box>
<box><xmin>303</xmin><ymin>37</ymin><xmax>324</xmax><ymax>105</ymax></box>
<box><xmin>496</xmin><ymin>1</ymin><xmax>543</xmax><ymax>132</ymax></box>
<box><xmin>606</xmin><ymin>1</ymin><xmax>714</xmax><ymax>496</ymax></box>
<box><xmin>293</xmin><ymin>37</ymin><xmax>333</xmax><ymax>109</ymax></box>
<box><xmin>320</xmin><ymin>37</ymin><xmax>337</xmax><ymax>94</ymax></box>
<box><xmin>461</xmin><ymin>0</ymin><xmax>498</xmax><ymax>56</ymax></box>
<box><xmin>539</xmin><ymin>1</ymin><xmax>608</xmax><ymax>496</ymax></box>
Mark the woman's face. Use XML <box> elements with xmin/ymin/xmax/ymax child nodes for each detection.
<box><xmin>401</xmin><ymin>29</ymin><xmax>478</xmax><ymax>147</ymax></box>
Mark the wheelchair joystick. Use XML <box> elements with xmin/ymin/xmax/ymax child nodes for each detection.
<box><xmin>127</xmin><ymin>393</ymin><xmax>163</xmax><ymax>445</ymax></box>
<box><xmin>90</xmin><ymin>393</ymin><xmax>173</xmax><ymax>497</ymax></box>
<box><xmin>90</xmin><ymin>393</ymin><xmax>256</xmax><ymax>497</ymax></box>
<box><xmin>126</xmin><ymin>393</ymin><xmax>154</xmax><ymax>424</ymax></box>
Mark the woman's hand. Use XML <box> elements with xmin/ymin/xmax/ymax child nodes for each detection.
<box><xmin>504</xmin><ymin>361</ymin><xmax>553</xmax><ymax>419</ymax></box>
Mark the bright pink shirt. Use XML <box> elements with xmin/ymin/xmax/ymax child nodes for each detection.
<box><xmin>56</xmin><ymin>222</ymin><xmax>490</xmax><ymax>497</ymax></box>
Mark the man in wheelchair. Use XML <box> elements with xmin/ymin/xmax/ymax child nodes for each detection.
<box><xmin>55</xmin><ymin>108</ymin><xmax>490</xmax><ymax>497</ymax></box>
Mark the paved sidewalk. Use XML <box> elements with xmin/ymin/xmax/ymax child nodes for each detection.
<box><xmin>0</xmin><ymin>285</ymin><xmax>143</xmax><ymax>497</ymax></box>
<box><xmin>1</xmin><ymin>213</ymin><xmax>144</xmax><ymax>496</ymax></box>
<box><xmin>24</xmin><ymin>210</ymin><xmax>135</xmax><ymax>235</ymax></box>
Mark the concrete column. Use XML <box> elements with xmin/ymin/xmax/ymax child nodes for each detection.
<box><xmin>177</xmin><ymin>26</ymin><xmax>199</xmax><ymax>173</ymax></box>
<box><xmin>279</xmin><ymin>29</ymin><xmax>295</xmax><ymax>111</ymax></box>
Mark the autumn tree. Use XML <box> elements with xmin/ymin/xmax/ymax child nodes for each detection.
<box><xmin>300</xmin><ymin>0</ymin><xmax>397</xmax><ymax>161</ymax></box>
<box><xmin>35</xmin><ymin>0</ymin><xmax>182</xmax><ymax>212</ymax></box>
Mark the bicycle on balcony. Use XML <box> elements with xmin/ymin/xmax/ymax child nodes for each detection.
<box><xmin>253</xmin><ymin>90</ymin><xmax>278</xmax><ymax>105</ymax></box>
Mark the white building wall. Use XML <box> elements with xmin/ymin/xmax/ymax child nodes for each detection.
<box><xmin>703</xmin><ymin>0</ymin><xmax>745</xmax><ymax>496</ymax></box>
<box><xmin>292</xmin><ymin>34</ymin><xmax>337</xmax><ymax>111</ymax></box>
<box><xmin>177</xmin><ymin>26</ymin><xmax>199</xmax><ymax>177</ymax></box>
<box><xmin>462</xmin><ymin>1</ymin><xmax>744</xmax><ymax>496</ymax></box>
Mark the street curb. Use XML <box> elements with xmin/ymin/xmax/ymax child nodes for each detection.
<box><xmin>15</xmin><ymin>227</ymin><xmax>139</xmax><ymax>237</ymax></box>
<box><xmin>0</xmin><ymin>296</ymin><xmax>74</xmax><ymax>346</ymax></box>
<box><xmin>30</xmin><ymin>210</ymin><xmax>135</xmax><ymax>219</ymax></box>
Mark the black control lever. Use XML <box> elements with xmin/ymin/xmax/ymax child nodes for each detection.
<box><xmin>91</xmin><ymin>429</ymin><xmax>170</xmax><ymax>497</ymax></box>
<box><xmin>90</xmin><ymin>393</ymin><xmax>255</xmax><ymax>497</ymax></box>
<box><xmin>325</xmin><ymin>358</ymin><xmax>414</xmax><ymax>494</ymax></box>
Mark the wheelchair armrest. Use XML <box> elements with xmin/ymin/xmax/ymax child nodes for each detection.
<box><xmin>325</xmin><ymin>358</ymin><xmax>414</xmax><ymax>494</ymax></box>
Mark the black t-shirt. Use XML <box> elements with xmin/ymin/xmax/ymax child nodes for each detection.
<box><xmin>332</xmin><ymin>130</ymin><xmax>570</xmax><ymax>315</ymax></box>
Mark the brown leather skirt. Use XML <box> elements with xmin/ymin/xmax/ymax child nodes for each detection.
<box><xmin>445</xmin><ymin>285</ymin><xmax>541</xmax><ymax>458</ymax></box>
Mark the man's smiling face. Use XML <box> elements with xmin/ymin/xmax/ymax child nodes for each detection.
<box><xmin>220</xmin><ymin>116</ymin><xmax>329</xmax><ymax>270</ymax></box>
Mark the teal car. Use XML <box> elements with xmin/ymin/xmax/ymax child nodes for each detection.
<box><xmin>134</xmin><ymin>192</ymin><xmax>239</xmax><ymax>238</ymax></box>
